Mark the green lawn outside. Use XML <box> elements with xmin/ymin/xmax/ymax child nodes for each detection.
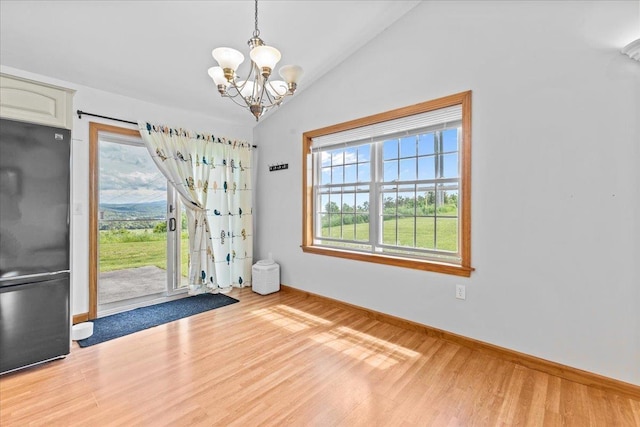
<box><xmin>321</xmin><ymin>216</ymin><xmax>458</xmax><ymax>251</ymax></box>
<box><xmin>100</xmin><ymin>216</ymin><xmax>456</xmax><ymax>275</ymax></box>
<box><xmin>99</xmin><ymin>229</ymin><xmax>189</xmax><ymax>276</ymax></box>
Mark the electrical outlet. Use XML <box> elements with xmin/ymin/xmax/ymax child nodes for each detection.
<box><xmin>455</xmin><ymin>284</ymin><xmax>466</xmax><ymax>300</ymax></box>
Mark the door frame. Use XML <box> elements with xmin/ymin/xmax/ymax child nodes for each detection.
<box><xmin>88</xmin><ymin>122</ymin><xmax>143</xmax><ymax>319</ymax></box>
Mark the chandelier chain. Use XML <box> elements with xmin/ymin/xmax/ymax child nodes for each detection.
<box><xmin>253</xmin><ymin>0</ymin><xmax>260</xmax><ymax>37</ymax></box>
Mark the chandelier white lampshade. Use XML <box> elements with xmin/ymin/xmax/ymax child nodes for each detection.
<box><xmin>279</xmin><ymin>64</ymin><xmax>304</xmax><ymax>91</ymax></box>
<box><xmin>249</xmin><ymin>45</ymin><xmax>281</xmax><ymax>77</ymax></box>
<box><xmin>212</xmin><ymin>48</ymin><xmax>245</xmax><ymax>79</ymax></box>
<box><xmin>208</xmin><ymin>0</ymin><xmax>303</xmax><ymax>121</ymax></box>
<box><xmin>208</xmin><ymin>66</ymin><xmax>230</xmax><ymax>88</ymax></box>
<box><xmin>622</xmin><ymin>38</ymin><xmax>640</xmax><ymax>61</ymax></box>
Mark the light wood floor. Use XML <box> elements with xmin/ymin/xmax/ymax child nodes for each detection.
<box><xmin>1</xmin><ymin>287</ymin><xmax>639</xmax><ymax>426</ymax></box>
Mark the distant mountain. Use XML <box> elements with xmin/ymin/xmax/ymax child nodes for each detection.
<box><xmin>99</xmin><ymin>200</ymin><xmax>166</xmax><ymax>220</ymax></box>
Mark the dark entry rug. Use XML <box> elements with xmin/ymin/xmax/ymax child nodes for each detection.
<box><xmin>77</xmin><ymin>293</ymin><xmax>239</xmax><ymax>347</ymax></box>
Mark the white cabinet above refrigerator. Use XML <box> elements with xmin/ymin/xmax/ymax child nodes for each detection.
<box><xmin>0</xmin><ymin>73</ymin><xmax>75</xmax><ymax>129</ymax></box>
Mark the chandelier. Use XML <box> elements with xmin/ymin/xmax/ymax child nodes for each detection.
<box><xmin>208</xmin><ymin>0</ymin><xmax>303</xmax><ymax>121</ymax></box>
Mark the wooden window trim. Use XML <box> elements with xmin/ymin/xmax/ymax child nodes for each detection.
<box><xmin>302</xmin><ymin>91</ymin><xmax>473</xmax><ymax>277</ymax></box>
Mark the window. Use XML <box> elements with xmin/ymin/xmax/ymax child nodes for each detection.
<box><xmin>302</xmin><ymin>91</ymin><xmax>472</xmax><ymax>276</ymax></box>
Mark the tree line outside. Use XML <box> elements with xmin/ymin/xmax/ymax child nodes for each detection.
<box><xmin>321</xmin><ymin>191</ymin><xmax>458</xmax><ymax>228</ymax></box>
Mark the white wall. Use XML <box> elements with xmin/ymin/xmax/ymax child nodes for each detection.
<box><xmin>253</xmin><ymin>1</ymin><xmax>640</xmax><ymax>385</ymax></box>
<box><xmin>0</xmin><ymin>65</ymin><xmax>252</xmax><ymax>317</ymax></box>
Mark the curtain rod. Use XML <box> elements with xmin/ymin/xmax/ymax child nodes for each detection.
<box><xmin>77</xmin><ymin>110</ymin><xmax>137</xmax><ymax>125</ymax></box>
<box><xmin>76</xmin><ymin>110</ymin><xmax>257</xmax><ymax>148</ymax></box>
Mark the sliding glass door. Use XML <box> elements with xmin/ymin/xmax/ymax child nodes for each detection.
<box><xmin>97</xmin><ymin>133</ymin><xmax>187</xmax><ymax>313</ymax></box>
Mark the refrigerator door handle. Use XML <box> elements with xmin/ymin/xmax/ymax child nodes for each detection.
<box><xmin>0</xmin><ymin>270</ymin><xmax>71</xmax><ymax>286</ymax></box>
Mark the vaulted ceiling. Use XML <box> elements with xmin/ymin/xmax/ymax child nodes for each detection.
<box><xmin>0</xmin><ymin>1</ymin><xmax>420</xmax><ymax>125</ymax></box>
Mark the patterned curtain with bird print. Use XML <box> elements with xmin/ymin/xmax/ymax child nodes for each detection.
<box><xmin>138</xmin><ymin>122</ymin><xmax>253</xmax><ymax>294</ymax></box>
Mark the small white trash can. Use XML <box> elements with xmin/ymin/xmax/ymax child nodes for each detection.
<box><xmin>252</xmin><ymin>260</ymin><xmax>280</xmax><ymax>295</ymax></box>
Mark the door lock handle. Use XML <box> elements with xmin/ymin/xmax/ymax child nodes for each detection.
<box><xmin>169</xmin><ymin>217</ymin><xmax>176</xmax><ymax>232</ymax></box>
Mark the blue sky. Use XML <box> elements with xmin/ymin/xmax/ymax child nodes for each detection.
<box><xmin>320</xmin><ymin>128</ymin><xmax>459</xmax><ymax>185</ymax></box>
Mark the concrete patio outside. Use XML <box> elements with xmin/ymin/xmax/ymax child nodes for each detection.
<box><xmin>98</xmin><ymin>265</ymin><xmax>166</xmax><ymax>305</ymax></box>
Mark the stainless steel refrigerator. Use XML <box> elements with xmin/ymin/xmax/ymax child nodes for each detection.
<box><xmin>0</xmin><ymin>117</ymin><xmax>71</xmax><ymax>375</ymax></box>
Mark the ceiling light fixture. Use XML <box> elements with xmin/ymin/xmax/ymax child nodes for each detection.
<box><xmin>621</xmin><ymin>38</ymin><xmax>640</xmax><ymax>62</ymax></box>
<box><xmin>208</xmin><ymin>0</ymin><xmax>303</xmax><ymax>121</ymax></box>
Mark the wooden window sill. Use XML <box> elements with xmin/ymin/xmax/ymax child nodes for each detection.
<box><xmin>301</xmin><ymin>245</ymin><xmax>473</xmax><ymax>277</ymax></box>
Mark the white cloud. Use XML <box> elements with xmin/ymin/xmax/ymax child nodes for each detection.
<box><xmin>98</xmin><ymin>139</ymin><xmax>166</xmax><ymax>201</ymax></box>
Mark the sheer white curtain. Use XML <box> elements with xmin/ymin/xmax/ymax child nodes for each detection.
<box><xmin>138</xmin><ymin>122</ymin><xmax>253</xmax><ymax>294</ymax></box>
